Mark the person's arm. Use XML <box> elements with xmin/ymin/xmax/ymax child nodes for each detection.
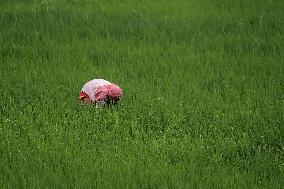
<box><xmin>79</xmin><ymin>91</ymin><xmax>91</xmax><ymax>103</ymax></box>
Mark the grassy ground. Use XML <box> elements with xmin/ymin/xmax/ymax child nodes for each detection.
<box><xmin>0</xmin><ymin>0</ymin><xmax>283</xmax><ymax>188</ymax></box>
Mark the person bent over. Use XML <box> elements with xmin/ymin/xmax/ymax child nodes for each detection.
<box><xmin>79</xmin><ymin>79</ymin><xmax>123</xmax><ymax>107</ymax></box>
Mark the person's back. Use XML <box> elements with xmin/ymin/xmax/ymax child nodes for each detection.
<box><xmin>81</xmin><ymin>79</ymin><xmax>111</xmax><ymax>101</ymax></box>
<box><xmin>79</xmin><ymin>79</ymin><xmax>122</xmax><ymax>106</ymax></box>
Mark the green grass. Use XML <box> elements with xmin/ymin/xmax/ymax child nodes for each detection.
<box><xmin>0</xmin><ymin>0</ymin><xmax>283</xmax><ymax>188</ymax></box>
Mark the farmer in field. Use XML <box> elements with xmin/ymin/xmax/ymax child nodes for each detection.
<box><xmin>79</xmin><ymin>79</ymin><xmax>123</xmax><ymax>107</ymax></box>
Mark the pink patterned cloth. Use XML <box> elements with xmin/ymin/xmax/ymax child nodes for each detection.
<box><xmin>81</xmin><ymin>79</ymin><xmax>122</xmax><ymax>102</ymax></box>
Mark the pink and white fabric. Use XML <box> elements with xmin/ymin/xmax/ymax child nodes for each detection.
<box><xmin>81</xmin><ymin>79</ymin><xmax>122</xmax><ymax>102</ymax></box>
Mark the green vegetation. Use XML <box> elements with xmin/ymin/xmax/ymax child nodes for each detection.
<box><xmin>0</xmin><ymin>0</ymin><xmax>283</xmax><ymax>188</ymax></box>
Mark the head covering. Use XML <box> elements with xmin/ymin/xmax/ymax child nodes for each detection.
<box><xmin>95</xmin><ymin>84</ymin><xmax>122</xmax><ymax>102</ymax></box>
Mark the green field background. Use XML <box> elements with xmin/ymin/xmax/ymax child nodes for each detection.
<box><xmin>0</xmin><ymin>0</ymin><xmax>283</xmax><ymax>188</ymax></box>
